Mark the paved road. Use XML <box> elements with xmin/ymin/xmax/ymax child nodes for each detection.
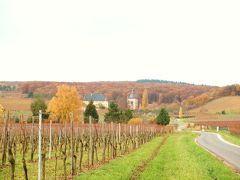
<box><xmin>196</xmin><ymin>132</ymin><xmax>240</xmax><ymax>171</ymax></box>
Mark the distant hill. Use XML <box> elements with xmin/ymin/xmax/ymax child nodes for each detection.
<box><xmin>136</xmin><ymin>79</ymin><xmax>193</xmax><ymax>85</ymax></box>
<box><xmin>190</xmin><ymin>96</ymin><xmax>240</xmax><ymax>114</ymax></box>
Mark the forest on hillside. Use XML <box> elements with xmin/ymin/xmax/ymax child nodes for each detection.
<box><xmin>0</xmin><ymin>81</ymin><xmax>212</xmax><ymax>108</ymax></box>
<box><xmin>1</xmin><ymin>81</ymin><xmax>240</xmax><ymax>111</ymax></box>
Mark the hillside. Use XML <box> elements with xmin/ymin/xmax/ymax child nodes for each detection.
<box><xmin>0</xmin><ymin>81</ymin><xmax>213</xmax><ymax>110</ymax></box>
<box><xmin>190</xmin><ymin>96</ymin><xmax>240</xmax><ymax>114</ymax></box>
<box><xmin>0</xmin><ymin>92</ymin><xmax>32</xmax><ymax>115</ymax></box>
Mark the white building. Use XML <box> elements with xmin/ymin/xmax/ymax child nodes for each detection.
<box><xmin>83</xmin><ymin>93</ymin><xmax>109</xmax><ymax>108</ymax></box>
<box><xmin>127</xmin><ymin>89</ymin><xmax>138</xmax><ymax>110</ymax></box>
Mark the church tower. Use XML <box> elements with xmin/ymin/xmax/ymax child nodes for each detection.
<box><xmin>127</xmin><ymin>89</ymin><xmax>138</xmax><ymax>110</ymax></box>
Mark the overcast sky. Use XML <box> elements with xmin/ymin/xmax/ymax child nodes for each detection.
<box><xmin>0</xmin><ymin>0</ymin><xmax>239</xmax><ymax>86</ymax></box>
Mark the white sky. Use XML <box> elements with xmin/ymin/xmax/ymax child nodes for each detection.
<box><xmin>0</xmin><ymin>0</ymin><xmax>240</xmax><ymax>86</ymax></box>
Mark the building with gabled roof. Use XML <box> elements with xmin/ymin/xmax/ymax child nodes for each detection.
<box><xmin>83</xmin><ymin>93</ymin><xmax>109</xmax><ymax>108</ymax></box>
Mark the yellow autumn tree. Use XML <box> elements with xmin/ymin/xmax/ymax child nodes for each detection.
<box><xmin>142</xmin><ymin>89</ymin><xmax>148</xmax><ymax>109</ymax></box>
<box><xmin>47</xmin><ymin>85</ymin><xmax>82</xmax><ymax>122</ymax></box>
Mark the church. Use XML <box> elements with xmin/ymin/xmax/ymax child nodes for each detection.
<box><xmin>127</xmin><ymin>89</ymin><xmax>138</xmax><ymax>110</ymax></box>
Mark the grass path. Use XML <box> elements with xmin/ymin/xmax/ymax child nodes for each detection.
<box><xmin>130</xmin><ymin>136</ymin><xmax>168</xmax><ymax>180</ymax></box>
<box><xmin>139</xmin><ymin>132</ymin><xmax>240</xmax><ymax>180</ymax></box>
<box><xmin>75</xmin><ymin>136</ymin><xmax>164</xmax><ymax>180</ymax></box>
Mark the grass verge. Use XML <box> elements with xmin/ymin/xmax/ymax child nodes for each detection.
<box><xmin>139</xmin><ymin>132</ymin><xmax>240</xmax><ymax>180</ymax></box>
<box><xmin>75</xmin><ymin>136</ymin><xmax>164</xmax><ymax>180</ymax></box>
<box><xmin>206</xmin><ymin>129</ymin><xmax>240</xmax><ymax>146</ymax></box>
<box><xmin>218</xmin><ymin>130</ymin><xmax>240</xmax><ymax>146</ymax></box>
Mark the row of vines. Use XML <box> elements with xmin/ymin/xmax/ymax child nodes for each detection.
<box><xmin>0</xmin><ymin>112</ymin><xmax>174</xmax><ymax>180</ymax></box>
<box><xmin>194</xmin><ymin>120</ymin><xmax>240</xmax><ymax>135</ymax></box>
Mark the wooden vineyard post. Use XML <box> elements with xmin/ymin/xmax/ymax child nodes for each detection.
<box><xmin>8</xmin><ymin>121</ymin><xmax>15</xmax><ymax>180</ymax></box>
<box><xmin>48</xmin><ymin>119</ymin><xmax>52</xmax><ymax>159</ymax></box>
<box><xmin>124</xmin><ymin>124</ymin><xmax>128</xmax><ymax>153</ymax></box>
<box><xmin>63</xmin><ymin>121</ymin><xmax>67</xmax><ymax>180</ymax></box>
<box><xmin>118</xmin><ymin>123</ymin><xmax>121</xmax><ymax>142</ymax></box>
<box><xmin>70</xmin><ymin>112</ymin><xmax>76</xmax><ymax>176</ymax></box>
<box><xmin>2</xmin><ymin>111</ymin><xmax>9</xmax><ymax>166</ymax></box>
<box><xmin>130</xmin><ymin>125</ymin><xmax>132</xmax><ymax>136</ymax></box>
<box><xmin>107</xmin><ymin>124</ymin><xmax>110</xmax><ymax>159</ymax></box>
<box><xmin>111</xmin><ymin>122</ymin><xmax>114</xmax><ymax>158</ymax></box>
<box><xmin>30</xmin><ymin>116</ymin><xmax>35</xmax><ymax>161</ymax></box>
<box><xmin>89</xmin><ymin>116</ymin><xmax>93</xmax><ymax>166</ymax></box>
<box><xmin>115</xmin><ymin>123</ymin><xmax>118</xmax><ymax>157</ymax></box>
<box><xmin>21</xmin><ymin>118</ymin><xmax>29</xmax><ymax>180</ymax></box>
<box><xmin>136</xmin><ymin>125</ymin><xmax>139</xmax><ymax>148</ymax></box>
<box><xmin>38</xmin><ymin>110</ymin><xmax>42</xmax><ymax>180</ymax></box>
<box><xmin>102</xmin><ymin>120</ymin><xmax>106</xmax><ymax>162</ymax></box>
<box><xmin>118</xmin><ymin>123</ymin><xmax>121</xmax><ymax>154</ymax></box>
<box><xmin>79</xmin><ymin>121</ymin><xmax>84</xmax><ymax>172</ymax></box>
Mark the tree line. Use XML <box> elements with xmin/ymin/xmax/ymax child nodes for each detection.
<box><xmin>0</xmin><ymin>85</ymin><xmax>16</xmax><ymax>91</ymax></box>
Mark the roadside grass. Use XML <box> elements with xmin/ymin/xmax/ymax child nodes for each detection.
<box><xmin>218</xmin><ymin>130</ymin><xmax>240</xmax><ymax>146</ymax></box>
<box><xmin>139</xmin><ymin>133</ymin><xmax>240</xmax><ymax>180</ymax></box>
<box><xmin>75</xmin><ymin>136</ymin><xmax>164</xmax><ymax>180</ymax></box>
<box><xmin>206</xmin><ymin>129</ymin><xmax>240</xmax><ymax>146</ymax></box>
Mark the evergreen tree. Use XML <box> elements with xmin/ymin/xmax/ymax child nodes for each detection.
<box><xmin>156</xmin><ymin>108</ymin><xmax>170</xmax><ymax>125</ymax></box>
<box><xmin>104</xmin><ymin>101</ymin><xmax>133</xmax><ymax>123</ymax></box>
<box><xmin>84</xmin><ymin>100</ymin><xmax>99</xmax><ymax>123</ymax></box>
<box><xmin>123</xmin><ymin>109</ymin><xmax>133</xmax><ymax>121</ymax></box>
<box><xmin>104</xmin><ymin>101</ymin><xmax>121</xmax><ymax>122</ymax></box>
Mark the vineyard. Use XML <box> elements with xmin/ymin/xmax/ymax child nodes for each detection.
<box><xmin>0</xmin><ymin>112</ymin><xmax>174</xmax><ymax>180</ymax></box>
<box><xmin>194</xmin><ymin>120</ymin><xmax>240</xmax><ymax>135</ymax></box>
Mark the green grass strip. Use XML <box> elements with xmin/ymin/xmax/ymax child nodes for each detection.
<box><xmin>139</xmin><ymin>132</ymin><xmax>240</xmax><ymax>180</ymax></box>
<box><xmin>218</xmin><ymin>130</ymin><xmax>240</xmax><ymax>146</ymax></box>
<box><xmin>75</xmin><ymin>136</ymin><xmax>164</xmax><ymax>180</ymax></box>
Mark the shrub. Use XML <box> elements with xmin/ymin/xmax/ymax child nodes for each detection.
<box><xmin>128</xmin><ymin>118</ymin><xmax>143</xmax><ymax>125</ymax></box>
<box><xmin>31</xmin><ymin>98</ymin><xmax>48</xmax><ymax>119</ymax></box>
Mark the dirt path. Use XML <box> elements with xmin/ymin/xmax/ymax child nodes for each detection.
<box><xmin>130</xmin><ymin>136</ymin><xmax>168</xmax><ymax>180</ymax></box>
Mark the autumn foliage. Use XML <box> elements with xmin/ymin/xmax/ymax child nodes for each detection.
<box><xmin>0</xmin><ymin>104</ymin><xmax>4</xmax><ymax>114</ymax></box>
<box><xmin>14</xmin><ymin>81</ymin><xmax>213</xmax><ymax>108</ymax></box>
<box><xmin>185</xmin><ymin>93</ymin><xmax>210</xmax><ymax>109</ymax></box>
<box><xmin>128</xmin><ymin>118</ymin><xmax>143</xmax><ymax>125</ymax></box>
<box><xmin>47</xmin><ymin>85</ymin><xmax>82</xmax><ymax>122</ymax></box>
<box><xmin>6</xmin><ymin>81</ymin><xmax>240</xmax><ymax>111</ymax></box>
<box><xmin>141</xmin><ymin>89</ymin><xmax>148</xmax><ymax>109</ymax></box>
